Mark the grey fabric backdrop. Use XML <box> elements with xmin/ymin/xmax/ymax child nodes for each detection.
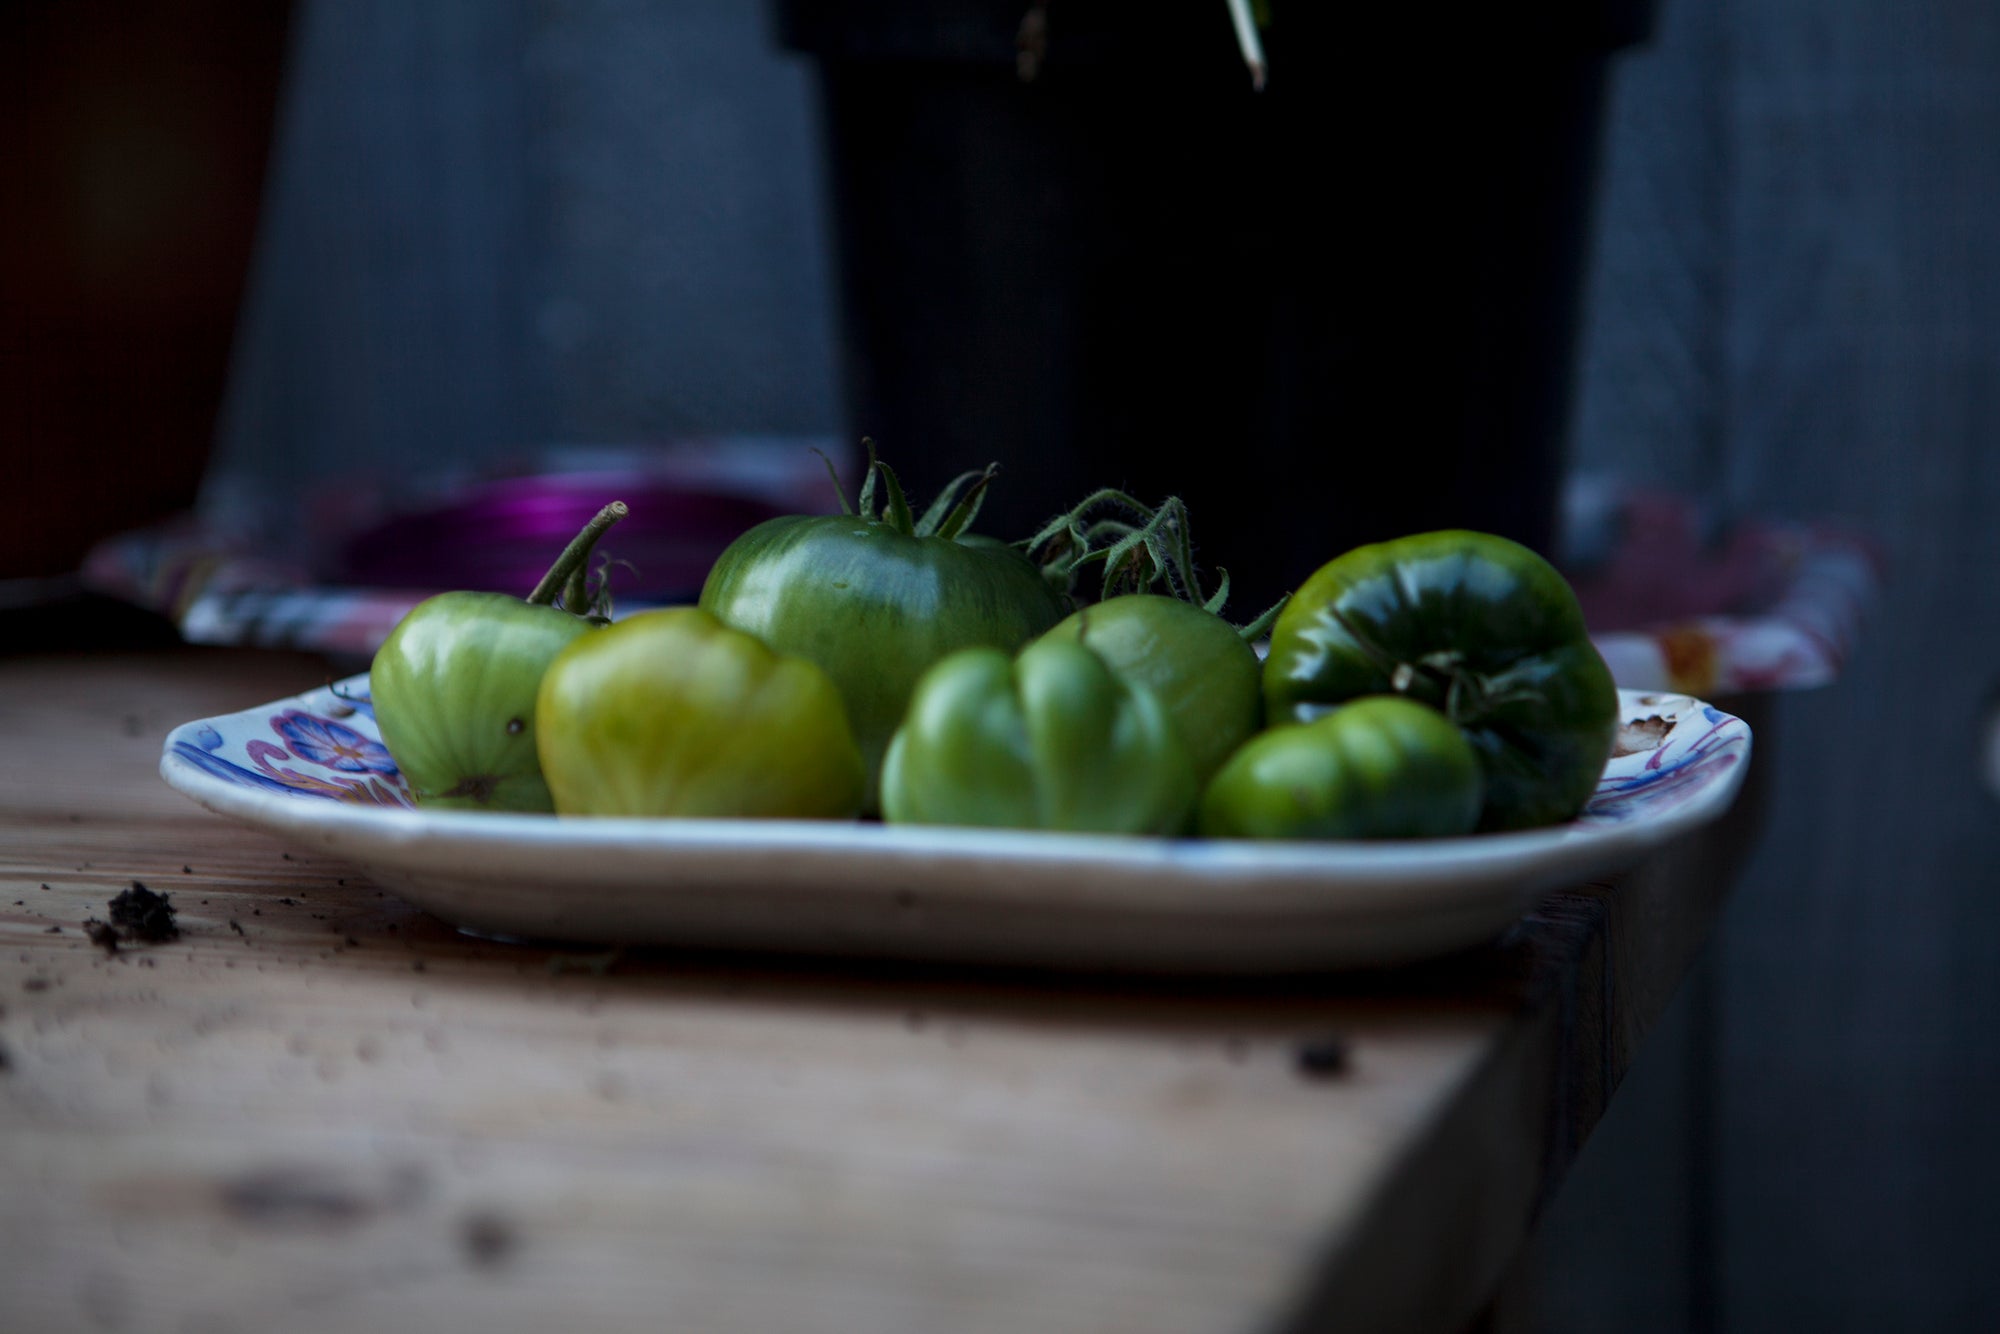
<box><xmin>1542</xmin><ymin>1</ymin><xmax>2000</xmax><ymax>1329</ymax></box>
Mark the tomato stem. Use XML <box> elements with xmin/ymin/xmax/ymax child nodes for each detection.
<box><xmin>921</xmin><ymin>465</ymin><xmax>997</xmax><ymax>540</ymax></box>
<box><xmin>527</xmin><ymin>501</ymin><xmax>628</xmax><ymax>611</ymax></box>
<box><xmin>812</xmin><ymin>448</ymin><xmax>855</xmax><ymax>517</ymax></box>
<box><xmin>877</xmin><ymin>460</ymin><xmax>915</xmax><ymax>534</ymax></box>
<box><xmin>1024</xmin><ymin>490</ymin><xmax>1278</xmax><ymax>633</ymax></box>
<box><xmin>856</xmin><ymin>439</ymin><xmax>882</xmax><ymax>521</ymax></box>
<box><xmin>837</xmin><ymin>440</ymin><xmax>1002</xmax><ymax>543</ymax></box>
<box><xmin>1234</xmin><ymin>592</ymin><xmax>1289</xmax><ymax>642</ymax></box>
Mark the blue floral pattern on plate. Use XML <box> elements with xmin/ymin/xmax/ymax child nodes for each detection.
<box><xmin>167</xmin><ymin>682</ymin><xmax>413</xmax><ymax>807</ymax></box>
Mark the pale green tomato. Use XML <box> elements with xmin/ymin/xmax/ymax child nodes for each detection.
<box><xmin>880</xmin><ymin>637</ymin><xmax>1197</xmax><ymax>835</ymax></box>
<box><xmin>535</xmin><ymin>607</ymin><xmax>865</xmax><ymax>819</ymax></box>
<box><xmin>1039</xmin><ymin>593</ymin><xmax>1261</xmax><ymax>786</ymax></box>
<box><xmin>370</xmin><ymin>592</ymin><xmax>593</xmax><ymax>812</ymax></box>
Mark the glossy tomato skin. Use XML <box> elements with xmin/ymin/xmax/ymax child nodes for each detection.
<box><xmin>1263</xmin><ymin>530</ymin><xmax>1616</xmax><ymax>831</ymax></box>
<box><xmin>369</xmin><ymin>591</ymin><xmax>594</xmax><ymax>812</ymax></box>
<box><xmin>535</xmin><ymin>606</ymin><xmax>864</xmax><ymax>819</ymax></box>
<box><xmin>699</xmin><ymin>515</ymin><xmax>1069</xmax><ymax>801</ymax></box>
<box><xmin>1038</xmin><ymin>594</ymin><xmax>1260</xmax><ymax>786</ymax></box>
<box><xmin>880</xmin><ymin>637</ymin><xmax>1197</xmax><ymax>835</ymax></box>
<box><xmin>1199</xmin><ymin>695</ymin><xmax>1483</xmax><ymax>840</ymax></box>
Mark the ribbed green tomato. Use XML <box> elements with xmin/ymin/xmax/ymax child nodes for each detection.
<box><xmin>880</xmin><ymin>638</ymin><xmax>1197</xmax><ymax>835</ymax></box>
<box><xmin>1038</xmin><ymin>593</ymin><xmax>1261</xmax><ymax>786</ymax></box>
<box><xmin>699</xmin><ymin>458</ymin><xmax>1067</xmax><ymax>805</ymax></box>
<box><xmin>1198</xmin><ymin>695</ymin><xmax>1483</xmax><ymax>841</ymax></box>
<box><xmin>1264</xmin><ymin>530</ymin><xmax>1617</xmax><ymax>831</ymax></box>
<box><xmin>535</xmin><ymin>607</ymin><xmax>865</xmax><ymax>819</ymax></box>
<box><xmin>371</xmin><ymin>593</ymin><xmax>594</xmax><ymax>811</ymax></box>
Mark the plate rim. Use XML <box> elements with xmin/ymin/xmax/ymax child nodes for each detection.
<box><xmin>157</xmin><ymin>676</ymin><xmax>1752</xmax><ymax>965</ymax></box>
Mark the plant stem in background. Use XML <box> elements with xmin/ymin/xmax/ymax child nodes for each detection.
<box><xmin>1226</xmin><ymin>0</ymin><xmax>1267</xmax><ymax>90</ymax></box>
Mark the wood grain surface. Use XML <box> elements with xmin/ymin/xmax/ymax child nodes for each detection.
<box><xmin>0</xmin><ymin>649</ymin><xmax>1745</xmax><ymax>1334</ymax></box>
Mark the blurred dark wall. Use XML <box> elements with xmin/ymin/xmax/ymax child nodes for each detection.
<box><xmin>0</xmin><ymin>0</ymin><xmax>290</xmax><ymax>580</ymax></box>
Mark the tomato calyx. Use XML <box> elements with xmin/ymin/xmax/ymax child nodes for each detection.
<box><xmin>1023</xmin><ymin>490</ymin><xmax>1286</xmax><ymax>640</ymax></box>
<box><xmin>818</xmin><ymin>440</ymin><xmax>995</xmax><ymax>543</ymax></box>
<box><xmin>1320</xmin><ymin>601</ymin><xmax>1543</xmax><ymax>730</ymax></box>
<box><xmin>524</xmin><ymin>501</ymin><xmax>629</xmax><ymax>621</ymax></box>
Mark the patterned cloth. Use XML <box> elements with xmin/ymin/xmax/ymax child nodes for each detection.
<box><xmin>84</xmin><ymin>477</ymin><xmax>1878</xmax><ymax>694</ymax></box>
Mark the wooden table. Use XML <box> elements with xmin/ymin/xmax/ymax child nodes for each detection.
<box><xmin>0</xmin><ymin>647</ymin><xmax>1759</xmax><ymax>1334</ymax></box>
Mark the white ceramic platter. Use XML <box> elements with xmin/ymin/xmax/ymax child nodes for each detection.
<box><xmin>160</xmin><ymin>678</ymin><xmax>1750</xmax><ymax>973</ymax></box>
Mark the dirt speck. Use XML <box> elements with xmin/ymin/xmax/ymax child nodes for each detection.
<box><xmin>460</xmin><ymin>1210</ymin><xmax>517</xmax><ymax>1268</ymax></box>
<box><xmin>1294</xmin><ymin>1035</ymin><xmax>1351</xmax><ymax>1079</ymax></box>
<box><xmin>83</xmin><ymin>920</ymin><xmax>120</xmax><ymax>954</ymax></box>
<box><xmin>108</xmin><ymin>883</ymin><xmax>180</xmax><ymax>942</ymax></box>
<box><xmin>219</xmin><ymin>1164</ymin><xmax>425</xmax><ymax>1230</ymax></box>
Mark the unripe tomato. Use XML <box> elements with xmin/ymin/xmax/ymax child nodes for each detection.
<box><xmin>699</xmin><ymin>456</ymin><xmax>1067</xmax><ymax>806</ymax></box>
<box><xmin>1038</xmin><ymin>593</ymin><xmax>1261</xmax><ymax>786</ymax></box>
<box><xmin>371</xmin><ymin>593</ymin><xmax>593</xmax><ymax>811</ymax></box>
<box><xmin>535</xmin><ymin>607</ymin><xmax>865</xmax><ymax>819</ymax></box>
<box><xmin>1199</xmin><ymin>695</ymin><xmax>1484</xmax><ymax>841</ymax></box>
<box><xmin>1265</xmin><ymin>530</ymin><xmax>1617</xmax><ymax>831</ymax></box>
<box><xmin>880</xmin><ymin>637</ymin><xmax>1198</xmax><ymax>835</ymax></box>
<box><xmin>369</xmin><ymin>503</ymin><xmax>625</xmax><ymax>812</ymax></box>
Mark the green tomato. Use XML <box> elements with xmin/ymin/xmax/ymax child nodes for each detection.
<box><xmin>699</xmin><ymin>458</ymin><xmax>1067</xmax><ymax>805</ymax></box>
<box><xmin>535</xmin><ymin>607</ymin><xmax>865</xmax><ymax>819</ymax></box>
<box><xmin>1199</xmin><ymin>696</ymin><xmax>1483</xmax><ymax>841</ymax></box>
<box><xmin>1038</xmin><ymin>593</ymin><xmax>1261</xmax><ymax>786</ymax></box>
<box><xmin>371</xmin><ymin>593</ymin><xmax>593</xmax><ymax>811</ymax></box>
<box><xmin>1264</xmin><ymin>530</ymin><xmax>1617</xmax><ymax>831</ymax></box>
<box><xmin>369</xmin><ymin>504</ymin><xmax>627</xmax><ymax>812</ymax></box>
<box><xmin>880</xmin><ymin>637</ymin><xmax>1198</xmax><ymax>835</ymax></box>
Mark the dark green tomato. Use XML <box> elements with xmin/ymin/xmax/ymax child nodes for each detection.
<box><xmin>1263</xmin><ymin>530</ymin><xmax>1617</xmax><ymax>832</ymax></box>
<box><xmin>1199</xmin><ymin>696</ymin><xmax>1483</xmax><ymax>841</ymax></box>
<box><xmin>699</xmin><ymin>516</ymin><xmax>1069</xmax><ymax>801</ymax></box>
<box><xmin>1038</xmin><ymin>594</ymin><xmax>1261</xmax><ymax>787</ymax></box>
<box><xmin>369</xmin><ymin>592</ymin><xmax>594</xmax><ymax>811</ymax></box>
<box><xmin>880</xmin><ymin>638</ymin><xmax>1198</xmax><ymax>835</ymax></box>
<box><xmin>535</xmin><ymin>608</ymin><xmax>865</xmax><ymax>819</ymax></box>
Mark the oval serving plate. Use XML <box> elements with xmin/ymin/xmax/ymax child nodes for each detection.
<box><xmin>160</xmin><ymin>678</ymin><xmax>1749</xmax><ymax>973</ymax></box>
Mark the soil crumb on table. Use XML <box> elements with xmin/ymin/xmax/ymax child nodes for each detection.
<box><xmin>108</xmin><ymin>882</ymin><xmax>180</xmax><ymax>943</ymax></box>
<box><xmin>1294</xmin><ymin>1035</ymin><xmax>1352</xmax><ymax>1078</ymax></box>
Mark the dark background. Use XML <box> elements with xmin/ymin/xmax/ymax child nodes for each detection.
<box><xmin>5</xmin><ymin>1</ymin><xmax>1997</xmax><ymax>1327</ymax></box>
